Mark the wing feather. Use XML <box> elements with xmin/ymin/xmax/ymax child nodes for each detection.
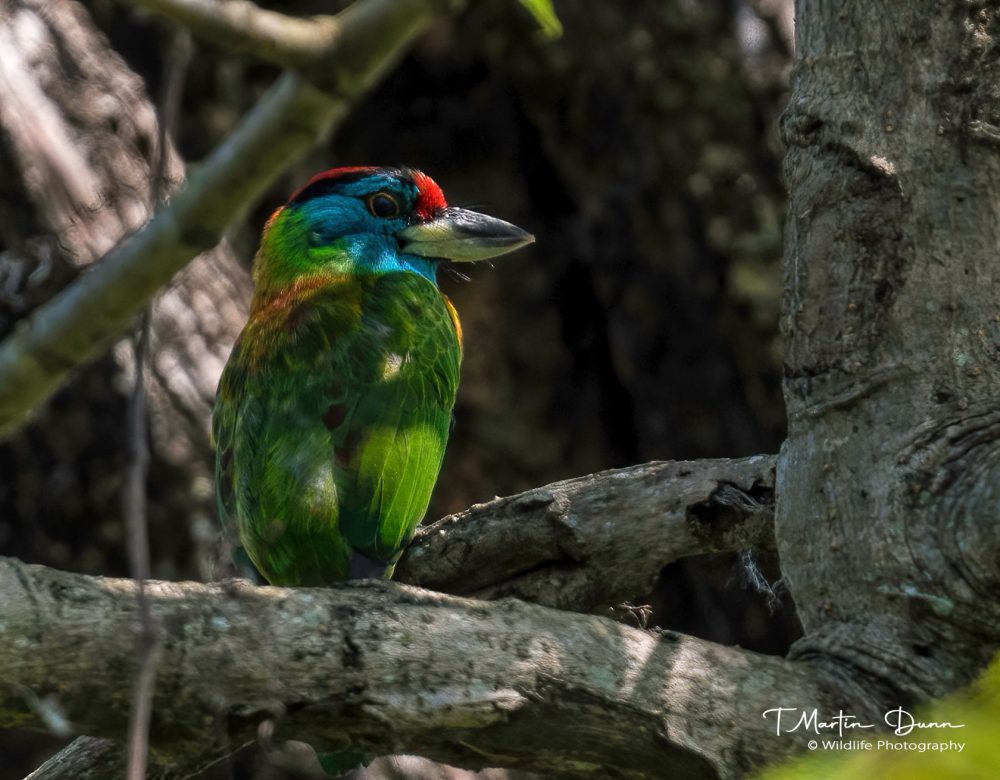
<box><xmin>212</xmin><ymin>271</ymin><xmax>460</xmax><ymax>583</ymax></box>
<box><xmin>328</xmin><ymin>273</ymin><xmax>460</xmax><ymax>565</ymax></box>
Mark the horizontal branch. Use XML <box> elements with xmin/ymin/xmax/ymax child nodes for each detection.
<box><xmin>119</xmin><ymin>0</ymin><xmax>464</xmax><ymax>89</ymax></box>
<box><xmin>396</xmin><ymin>455</ymin><xmax>776</xmax><ymax>612</ymax></box>
<box><xmin>0</xmin><ymin>0</ymin><xmax>461</xmax><ymax>438</ymax></box>
<box><xmin>27</xmin><ymin>455</ymin><xmax>777</xmax><ymax>777</ymax></box>
<box><xmin>0</xmin><ymin>557</ymin><xmax>832</xmax><ymax>779</ymax></box>
<box><xmin>121</xmin><ymin>0</ymin><xmax>343</xmax><ymax>69</ymax></box>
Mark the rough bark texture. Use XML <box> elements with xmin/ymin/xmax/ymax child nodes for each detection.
<box><xmin>778</xmin><ymin>0</ymin><xmax>1000</xmax><ymax>710</ymax></box>
<box><xmin>0</xmin><ymin>558</ymin><xmax>835</xmax><ymax>780</ymax></box>
<box><xmin>23</xmin><ymin>737</ymin><xmax>125</xmax><ymax>780</ymax></box>
<box><xmin>397</xmin><ymin>456</ymin><xmax>776</xmax><ymax>612</ymax></box>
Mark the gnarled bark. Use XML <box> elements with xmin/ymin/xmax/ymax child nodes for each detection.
<box><xmin>397</xmin><ymin>456</ymin><xmax>776</xmax><ymax>612</ymax></box>
<box><xmin>777</xmin><ymin>0</ymin><xmax>1000</xmax><ymax>710</ymax></box>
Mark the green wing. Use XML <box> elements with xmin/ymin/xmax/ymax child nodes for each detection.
<box><xmin>328</xmin><ymin>273</ymin><xmax>461</xmax><ymax>566</ymax></box>
<box><xmin>213</xmin><ymin>333</ymin><xmax>269</xmax><ymax>580</ymax></box>
<box><xmin>212</xmin><ymin>337</ymin><xmax>244</xmax><ymax>544</ymax></box>
<box><xmin>212</xmin><ymin>271</ymin><xmax>461</xmax><ymax>585</ymax></box>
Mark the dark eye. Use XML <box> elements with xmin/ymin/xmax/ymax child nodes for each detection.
<box><xmin>367</xmin><ymin>192</ymin><xmax>400</xmax><ymax>219</ymax></box>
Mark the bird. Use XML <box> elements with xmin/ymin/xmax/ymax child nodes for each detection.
<box><xmin>212</xmin><ymin>166</ymin><xmax>533</xmax><ymax>585</ymax></box>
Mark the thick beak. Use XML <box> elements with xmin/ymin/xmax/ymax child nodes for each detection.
<box><xmin>399</xmin><ymin>207</ymin><xmax>534</xmax><ymax>262</ymax></box>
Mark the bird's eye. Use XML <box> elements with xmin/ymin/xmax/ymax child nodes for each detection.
<box><xmin>367</xmin><ymin>192</ymin><xmax>400</xmax><ymax>219</ymax></box>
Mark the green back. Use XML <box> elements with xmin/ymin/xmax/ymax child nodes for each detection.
<box><xmin>213</xmin><ymin>271</ymin><xmax>461</xmax><ymax>585</ymax></box>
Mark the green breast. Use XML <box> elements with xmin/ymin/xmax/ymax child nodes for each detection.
<box><xmin>213</xmin><ymin>271</ymin><xmax>461</xmax><ymax>585</ymax></box>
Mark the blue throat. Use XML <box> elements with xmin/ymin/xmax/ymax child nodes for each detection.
<box><xmin>339</xmin><ymin>234</ymin><xmax>438</xmax><ymax>285</ymax></box>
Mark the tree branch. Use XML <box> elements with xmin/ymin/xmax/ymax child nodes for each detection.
<box><xmin>22</xmin><ymin>454</ymin><xmax>778</xmax><ymax>777</ymax></box>
<box><xmin>396</xmin><ymin>455</ymin><xmax>777</xmax><ymax>612</ymax></box>
<box><xmin>0</xmin><ymin>557</ymin><xmax>833</xmax><ymax>779</ymax></box>
<box><xmin>0</xmin><ymin>0</ymin><xmax>463</xmax><ymax>438</ymax></box>
<box><xmin>119</xmin><ymin>0</ymin><xmax>464</xmax><ymax>89</ymax></box>
<box><xmin>120</xmin><ymin>0</ymin><xmax>343</xmax><ymax>69</ymax></box>
<box><xmin>23</xmin><ymin>737</ymin><xmax>125</xmax><ymax>780</ymax></box>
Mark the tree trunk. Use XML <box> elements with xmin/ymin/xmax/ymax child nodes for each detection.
<box><xmin>778</xmin><ymin>0</ymin><xmax>1000</xmax><ymax>709</ymax></box>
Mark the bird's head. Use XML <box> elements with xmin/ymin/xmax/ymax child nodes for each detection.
<box><xmin>255</xmin><ymin>166</ymin><xmax>534</xmax><ymax>291</ymax></box>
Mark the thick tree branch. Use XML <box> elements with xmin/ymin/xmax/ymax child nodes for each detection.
<box><xmin>0</xmin><ymin>0</ymin><xmax>463</xmax><ymax>437</ymax></box>
<box><xmin>396</xmin><ymin>455</ymin><xmax>777</xmax><ymax>612</ymax></box>
<box><xmin>0</xmin><ymin>558</ymin><xmax>833</xmax><ymax>780</ymax></box>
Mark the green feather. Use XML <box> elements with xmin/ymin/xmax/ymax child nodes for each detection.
<box><xmin>213</xmin><ymin>271</ymin><xmax>460</xmax><ymax>585</ymax></box>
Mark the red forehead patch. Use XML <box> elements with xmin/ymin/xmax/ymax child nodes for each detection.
<box><xmin>411</xmin><ymin>170</ymin><xmax>447</xmax><ymax>220</ymax></box>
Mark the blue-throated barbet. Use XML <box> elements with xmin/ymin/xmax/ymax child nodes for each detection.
<box><xmin>212</xmin><ymin>166</ymin><xmax>533</xmax><ymax>584</ymax></box>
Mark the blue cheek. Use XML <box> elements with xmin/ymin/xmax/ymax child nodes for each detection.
<box><xmin>299</xmin><ymin>198</ymin><xmax>368</xmax><ymax>241</ymax></box>
<box><xmin>295</xmin><ymin>196</ymin><xmax>438</xmax><ymax>284</ymax></box>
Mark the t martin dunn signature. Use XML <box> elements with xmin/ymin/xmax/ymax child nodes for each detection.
<box><xmin>762</xmin><ymin>707</ymin><xmax>966</xmax><ymax>738</ymax></box>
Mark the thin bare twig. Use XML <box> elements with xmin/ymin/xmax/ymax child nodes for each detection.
<box><xmin>124</xmin><ymin>308</ymin><xmax>155</xmax><ymax>780</ymax></box>
<box><xmin>123</xmin><ymin>29</ymin><xmax>192</xmax><ymax>780</ymax></box>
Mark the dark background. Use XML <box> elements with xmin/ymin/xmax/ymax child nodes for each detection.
<box><xmin>0</xmin><ymin>0</ymin><xmax>796</xmax><ymax>775</ymax></box>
